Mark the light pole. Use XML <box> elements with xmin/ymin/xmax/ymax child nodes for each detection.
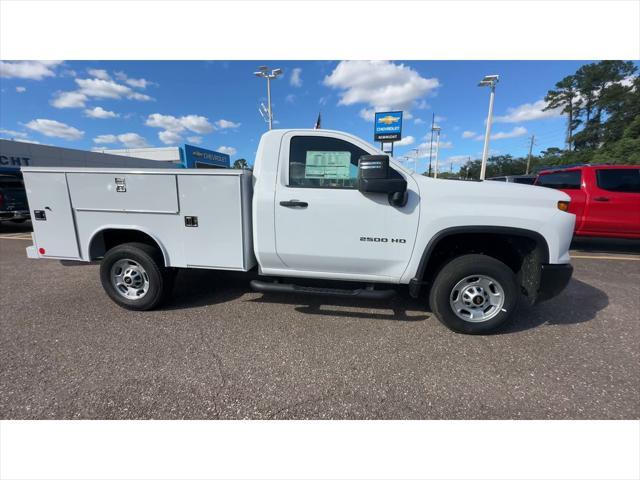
<box><xmin>411</xmin><ymin>148</ymin><xmax>421</xmax><ymax>173</ymax></box>
<box><xmin>433</xmin><ymin>126</ymin><xmax>441</xmax><ymax>178</ymax></box>
<box><xmin>254</xmin><ymin>66</ymin><xmax>283</xmax><ymax>130</ymax></box>
<box><xmin>478</xmin><ymin>74</ymin><xmax>499</xmax><ymax>180</ymax></box>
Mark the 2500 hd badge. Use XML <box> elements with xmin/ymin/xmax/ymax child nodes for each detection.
<box><xmin>360</xmin><ymin>236</ymin><xmax>407</xmax><ymax>243</ymax></box>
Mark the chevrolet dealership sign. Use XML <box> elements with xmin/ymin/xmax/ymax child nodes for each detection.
<box><xmin>374</xmin><ymin>111</ymin><xmax>403</xmax><ymax>142</ymax></box>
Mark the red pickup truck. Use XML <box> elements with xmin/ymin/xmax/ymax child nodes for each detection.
<box><xmin>535</xmin><ymin>165</ymin><xmax>640</xmax><ymax>239</ymax></box>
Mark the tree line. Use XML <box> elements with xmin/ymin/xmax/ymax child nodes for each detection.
<box><xmin>453</xmin><ymin>60</ymin><xmax>639</xmax><ymax>179</ymax></box>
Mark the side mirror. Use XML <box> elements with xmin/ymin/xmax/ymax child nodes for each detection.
<box><xmin>357</xmin><ymin>155</ymin><xmax>408</xmax><ymax>207</ymax></box>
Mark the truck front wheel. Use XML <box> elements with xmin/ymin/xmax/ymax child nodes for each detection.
<box><xmin>429</xmin><ymin>254</ymin><xmax>519</xmax><ymax>334</ymax></box>
<box><xmin>100</xmin><ymin>242</ymin><xmax>171</xmax><ymax>311</ymax></box>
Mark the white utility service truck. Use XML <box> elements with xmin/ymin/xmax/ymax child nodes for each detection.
<box><xmin>22</xmin><ymin>129</ymin><xmax>575</xmax><ymax>334</ymax></box>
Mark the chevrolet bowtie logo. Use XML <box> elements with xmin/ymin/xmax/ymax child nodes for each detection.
<box><xmin>378</xmin><ymin>115</ymin><xmax>400</xmax><ymax>125</ymax></box>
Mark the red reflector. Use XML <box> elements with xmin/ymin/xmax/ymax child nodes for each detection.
<box><xmin>38</xmin><ymin>247</ymin><xmax>46</xmax><ymax>255</ymax></box>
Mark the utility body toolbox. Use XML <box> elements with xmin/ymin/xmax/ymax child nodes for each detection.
<box><xmin>22</xmin><ymin>167</ymin><xmax>256</xmax><ymax>271</ymax></box>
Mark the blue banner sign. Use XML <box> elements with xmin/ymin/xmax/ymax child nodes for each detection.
<box><xmin>374</xmin><ymin>111</ymin><xmax>403</xmax><ymax>142</ymax></box>
<box><xmin>183</xmin><ymin>144</ymin><xmax>230</xmax><ymax>168</ymax></box>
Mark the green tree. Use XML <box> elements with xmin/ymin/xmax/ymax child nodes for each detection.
<box><xmin>544</xmin><ymin>75</ymin><xmax>581</xmax><ymax>151</ymax></box>
<box><xmin>233</xmin><ymin>158</ymin><xmax>249</xmax><ymax>169</ymax></box>
<box><xmin>573</xmin><ymin>61</ymin><xmax>637</xmax><ymax>149</ymax></box>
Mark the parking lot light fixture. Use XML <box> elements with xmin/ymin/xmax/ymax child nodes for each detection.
<box><xmin>254</xmin><ymin>66</ymin><xmax>283</xmax><ymax>130</ymax></box>
<box><xmin>478</xmin><ymin>74</ymin><xmax>499</xmax><ymax>180</ymax></box>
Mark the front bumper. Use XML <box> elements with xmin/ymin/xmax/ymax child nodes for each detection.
<box><xmin>537</xmin><ymin>263</ymin><xmax>573</xmax><ymax>301</ymax></box>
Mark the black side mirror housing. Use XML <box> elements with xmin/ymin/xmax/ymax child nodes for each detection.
<box><xmin>357</xmin><ymin>155</ymin><xmax>408</xmax><ymax>207</ymax></box>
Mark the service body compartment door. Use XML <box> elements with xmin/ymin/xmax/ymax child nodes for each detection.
<box><xmin>23</xmin><ymin>172</ymin><xmax>79</xmax><ymax>259</ymax></box>
<box><xmin>178</xmin><ymin>175</ymin><xmax>247</xmax><ymax>270</ymax></box>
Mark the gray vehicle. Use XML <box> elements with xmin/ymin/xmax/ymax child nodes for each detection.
<box><xmin>487</xmin><ymin>175</ymin><xmax>536</xmax><ymax>185</ymax></box>
<box><xmin>0</xmin><ymin>174</ymin><xmax>30</xmax><ymax>223</ymax></box>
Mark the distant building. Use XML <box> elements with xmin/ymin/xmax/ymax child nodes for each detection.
<box><xmin>98</xmin><ymin>144</ymin><xmax>231</xmax><ymax>169</ymax></box>
<box><xmin>0</xmin><ymin>139</ymin><xmax>180</xmax><ymax>174</ymax></box>
<box><xmin>0</xmin><ymin>140</ymin><xmax>230</xmax><ymax>174</ymax></box>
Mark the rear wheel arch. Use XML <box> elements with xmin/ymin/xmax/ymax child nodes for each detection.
<box><xmin>88</xmin><ymin>227</ymin><xmax>168</xmax><ymax>266</ymax></box>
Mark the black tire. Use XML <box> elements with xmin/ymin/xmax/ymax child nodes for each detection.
<box><xmin>429</xmin><ymin>254</ymin><xmax>519</xmax><ymax>334</ymax></box>
<box><xmin>100</xmin><ymin>242</ymin><xmax>171</xmax><ymax>311</ymax></box>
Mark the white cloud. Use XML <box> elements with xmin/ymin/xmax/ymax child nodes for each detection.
<box><xmin>158</xmin><ymin>130</ymin><xmax>182</xmax><ymax>145</ymax></box>
<box><xmin>462</xmin><ymin>130</ymin><xmax>477</xmax><ymax>139</ymax></box>
<box><xmin>75</xmin><ymin>77</ymin><xmax>132</xmax><ymax>99</ymax></box>
<box><xmin>324</xmin><ymin>61</ymin><xmax>439</xmax><ymax>119</ymax></box>
<box><xmin>117</xmin><ymin>133</ymin><xmax>150</xmax><ymax>148</ymax></box>
<box><xmin>414</xmin><ymin>118</ymin><xmax>424</xmax><ymax>125</ymax></box>
<box><xmin>217</xmin><ymin>146</ymin><xmax>237</xmax><ymax>156</ymax></box>
<box><xmin>25</xmin><ymin>119</ymin><xmax>84</xmax><ymax>140</ymax></box>
<box><xmin>15</xmin><ymin>86</ymin><xmax>26</xmax><ymax>93</ymax></box>
<box><xmin>114</xmin><ymin>71</ymin><xmax>152</xmax><ymax>89</ymax></box>
<box><xmin>94</xmin><ymin>133</ymin><xmax>151</xmax><ymax>148</ymax></box>
<box><xmin>0</xmin><ymin>128</ymin><xmax>28</xmax><ymax>138</ymax></box>
<box><xmin>394</xmin><ymin>135</ymin><xmax>415</xmax><ymax>147</ymax></box>
<box><xmin>488</xmin><ymin>126</ymin><xmax>528</xmax><ymax>140</ymax></box>
<box><xmin>84</xmin><ymin>106</ymin><xmax>118</xmax><ymax>119</ymax></box>
<box><xmin>285</xmin><ymin>94</ymin><xmax>296</xmax><ymax>103</ymax></box>
<box><xmin>494</xmin><ymin>99</ymin><xmax>561</xmax><ymax>123</ymax></box>
<box><xmin>146</xmin><ymin>113</ymin><xmax>214</xmax><ymax>135</ymax></box>
<box><xmin>215</xmin><ymin>119</ymin><xmax>241</xmax><ymax>129</ymax></box>
<box><xmin>87</xmin><ymin>68</ymin><xmax>110</xmax><ymax>80</ymax></box>
<box><xmin>187</xmin><ymin>136</ymin><xmax>203</xmax><ymax>145</ymax></box>
<box><xmin>0</xmin><ymin>61</ymin><xmax>62</xmax><ymax>80</ymax></box>
<box><xmin>127</xmin><ymin>92</ymin><xmax>154</xmax><ymax>101</ymax></box>
<box><xmin>146</xmin><ymin>113</ymin><xmax>184</xmax><ymax>131</ymax></box>
<box><xmin>51</xmin><ymin>91</ymin><xmax>88</xmax><ymax>109</ymax></box>
<box><xmin>146</xmin><ymin>113</ymin><xmax>213</xmax><ymax>144</ymax></box>
<box><xmin>290</xmin><ymin>68</ymin><xmax>302</xmax><ymax>87</ymax></box>
<box><xmin>93</xmin><ymin>134</ymin><xmax>118</xmax><ymax>144</ymax></box>
<box><xmin>180</xmin><ymin>115</ymin><xmax>214</xmax><ymax>134</ymax></box>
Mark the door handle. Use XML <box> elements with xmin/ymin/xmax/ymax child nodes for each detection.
<box><xmin>594</xmin><ymin>196</ymin><xmax>610</xmax><ymax>202</ymax></box>
<box><xmin>279</xmin><ymin>200</ymin><xmax>308</xmax><ymax>208</ymax></box>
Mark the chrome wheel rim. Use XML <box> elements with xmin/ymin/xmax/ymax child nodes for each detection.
<box><xmin>110</xmin><ymin>258</ymin><xmax>150</xmax><ymax>300</ymax></box>
<box><xmin>449</xmin><ymin>274</ymin><xmax>505</xmax><ymax>323</ymax></box>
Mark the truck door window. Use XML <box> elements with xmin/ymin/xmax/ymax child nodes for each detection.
<box><xmin>596</xmin><ymin>169</ymin><xmax>640</xmax><ymax>193</ymax></box>
<box><xmin>288</xmin><ymin>136</ymin><xmax>369</xmax><ymax>189</ymax></box>
<box><xmin>537</xmin><ymin>171</ymin><xmax>581</xmax><ymax>189</ymax></box>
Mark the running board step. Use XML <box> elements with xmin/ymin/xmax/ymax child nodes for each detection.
<box><xmin>250</xmin><ymin>280</ymin><xmax>396</xmax><ymax>300</ymax></box>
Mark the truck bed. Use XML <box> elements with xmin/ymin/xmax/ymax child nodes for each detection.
<box><xmin>22</xmin><ymin>167</ymin><xmax>256</xmax><ymax>271</ymax></box>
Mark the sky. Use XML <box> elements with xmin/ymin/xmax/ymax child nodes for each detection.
<box><xmin>1</xmin><ymin>60</ymin><xmax>637</xmax><ymax>172</ymax></box>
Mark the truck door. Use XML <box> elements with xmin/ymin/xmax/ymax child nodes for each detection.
<box><xmin>23</xmin><ymin>172</ymin><xmax>80</xmax><ymax>259</ymax></box>
<box><xmin>583</xmin><ymin>167</ymin><xmax>640</xmax><ymax>236</ymax></box>
<box><xmin>273</xmin><ymin>133</ymin><xmax>419</xmax><ymax>281</ymax></box>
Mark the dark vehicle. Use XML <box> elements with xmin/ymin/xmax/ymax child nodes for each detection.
<box><xmin>487</xmin><ymin>175</ymin><xmax>536</xmax><ymax>185</ymax></box>
<box><xmin>0</xmin><ymin>174</ymin><xmax>30</xmax><ymax>223</ymax></box>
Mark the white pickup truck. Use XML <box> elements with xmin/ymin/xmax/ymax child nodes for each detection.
<box><xmin>22</xmin><ymin>129</ymin><xmax>575</xmax><ymax>334</ymax></box>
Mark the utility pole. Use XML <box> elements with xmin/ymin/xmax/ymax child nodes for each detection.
<box><xmin>526</xmin><ymin>134</ymin><xmax>535</xmax><ymax>174</ymax></box>
<box><xmin>427</xmin><ymin>112</ymin><xmax>435</xmax><ymax>177</ymax></box>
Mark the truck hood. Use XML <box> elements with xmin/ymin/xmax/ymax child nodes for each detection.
<box><xmin>411</xmin><ymin>174</ymin><xmax>570</xmax><ymax>207</ymax></box>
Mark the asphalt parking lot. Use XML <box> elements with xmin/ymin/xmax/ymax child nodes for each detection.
<box><xmin>0</xmin><ymin>221</ymin><xmax>638</xmax><ymax>419</ymax></box>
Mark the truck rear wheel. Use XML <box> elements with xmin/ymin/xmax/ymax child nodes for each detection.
<box><xmin>100</xmin><ymin>242</ymin><xmax>171</xmax><ymax>311</ymax></box>
<box><xmin>429</xmin><ymin>254</ymin><xmax>518</xmax><ymax>334</ymax></box>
